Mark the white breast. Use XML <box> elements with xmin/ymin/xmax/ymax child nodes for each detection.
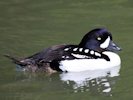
<box><xmin>59</xmin><ymin>52</ymin><xmax>121</xmax><ymax>72</ymax></box>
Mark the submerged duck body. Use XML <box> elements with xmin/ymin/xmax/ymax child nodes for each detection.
<box><xmin>6</xmin><ymin>28</ymin><xmax>121</xmax><ymax>72</ymax></box>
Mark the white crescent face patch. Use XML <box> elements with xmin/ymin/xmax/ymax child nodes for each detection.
<box><xmin>100</xmin><ymin>36</ymin><xmax>110</xmax><ymax>49</ymax></box>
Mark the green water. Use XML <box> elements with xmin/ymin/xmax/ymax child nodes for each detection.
<box><xmin>0</xmin><ymin>0</ymin><xmax>133</xmax><ymax>100</ymax></box>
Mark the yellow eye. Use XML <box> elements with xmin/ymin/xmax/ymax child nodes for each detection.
<box><xmin>97</xmin><ymin>37</ymin><xmax>101</xmax><ymax>41</ymax></box>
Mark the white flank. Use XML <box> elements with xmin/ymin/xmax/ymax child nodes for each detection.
<box><xmin>60</xmin><ymin>65</ymin><xmax>120</xmax><ymax>83</ymax></box>
<box><xmin>59</xmin><ymin>51</ymin><xmax>121</xmax><ymax>72</ymax></box>
<box><xmin>100</xmin><ymin>36</ymin><xmax>110</xmax><ymax>48</ymax></box>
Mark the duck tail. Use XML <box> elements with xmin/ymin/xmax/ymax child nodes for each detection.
<box><xmin>4</xmin><ymin>54</ymin><xmax>27</xmax><ymax>66</ymax></box>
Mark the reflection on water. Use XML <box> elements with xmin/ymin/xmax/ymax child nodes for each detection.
<box><xmin>60</xmin><ymin>65</ymin><xmax>121</xmax><ymax>96</ymax></box>
<box><xmin>13</xmin><ymin>65</ymin><xmax>121</xmax><ymax>98</ymax></box>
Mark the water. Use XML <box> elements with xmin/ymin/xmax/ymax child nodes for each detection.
<box><xmin>0</xmin><ymin>0</ymin><xmax>133</xmax><ymax>100</ymax></box>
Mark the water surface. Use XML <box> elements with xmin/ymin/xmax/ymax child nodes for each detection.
<box><xmin>0</xmin><ymin>0</ymin><xmax>133</xmax><ymax>100</ymax></box>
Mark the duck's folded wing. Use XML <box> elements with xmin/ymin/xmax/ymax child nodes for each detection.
<box><xmin>4</xmin><ymin>44</ymin><xmax>68</xmax><ymax>66</ymax></box>
<box><xmin>27</xmin><ymin>44</ymin><xmax>68</xmax><ymax>63</ymax></box>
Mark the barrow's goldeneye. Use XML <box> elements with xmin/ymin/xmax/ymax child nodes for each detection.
<box><xmin>5</xmin><ymin>28</ymin><xmax>121</xmax><ymax>73</ymax></box>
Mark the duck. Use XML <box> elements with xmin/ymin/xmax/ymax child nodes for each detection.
<box><xmin>5</xmin><ymin>28</ymin><xmax>121</xmax><ymax>73</ymax></box>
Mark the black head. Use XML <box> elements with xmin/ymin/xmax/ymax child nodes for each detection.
<box><xmin>79</xmin><ymin>28</ymin><xmax>121</xmax><ymax>52</ymax></box>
